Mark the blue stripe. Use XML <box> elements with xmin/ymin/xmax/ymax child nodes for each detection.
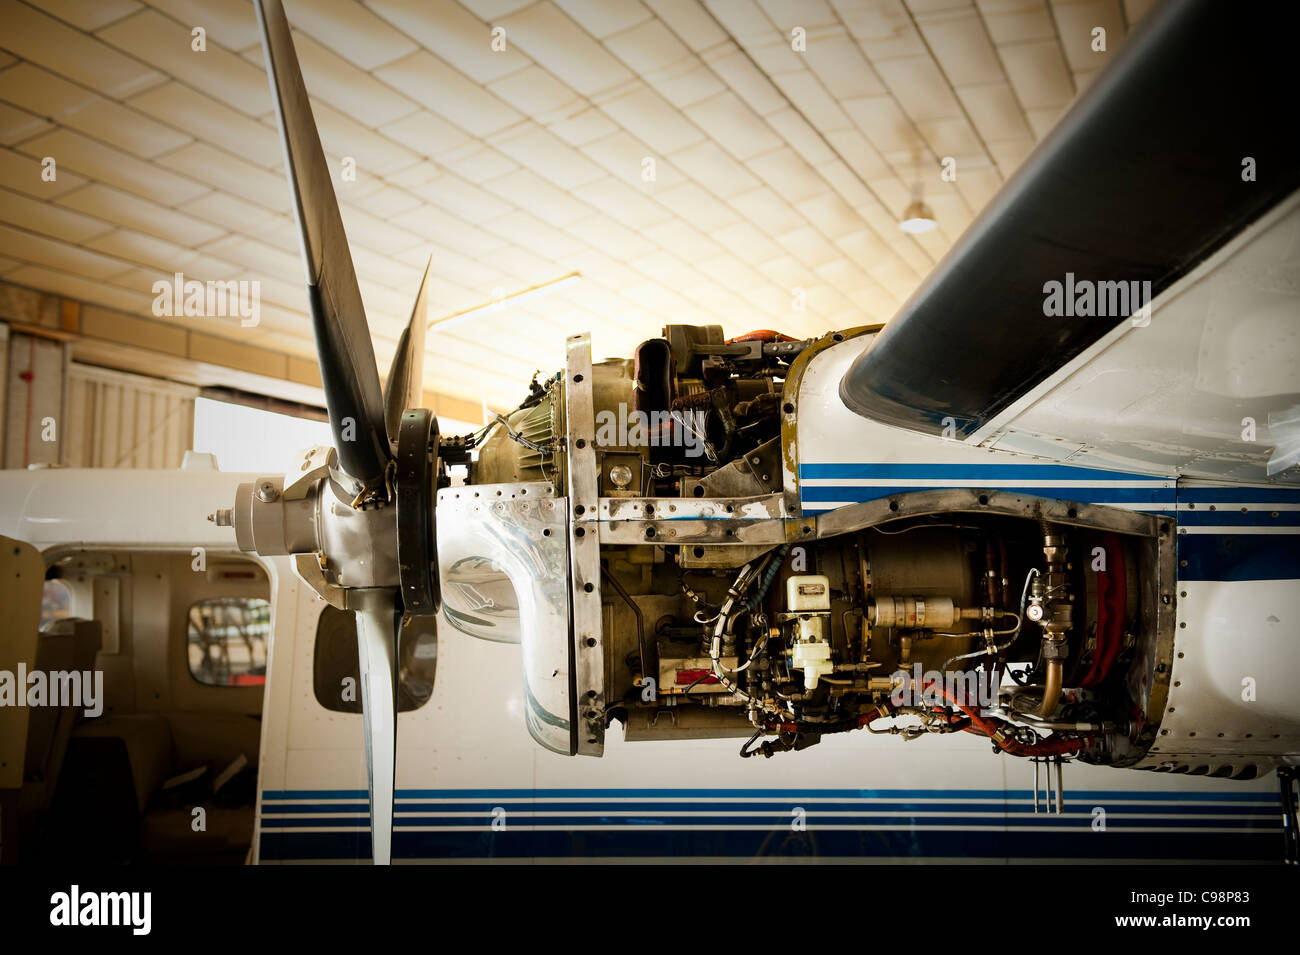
<box><xmin>1178</xmin><ymin>533</ymin><xmax>1300</xmax><ymax>581</ymax></box>
<box><xmin>798</xmin><ymin>464</ymin><xmax>1166</xmax><ymax>481</ymax></box>
<box><xmin>800</xmin><ymin>487</ymin><xmax>1300</xmax><ymax>515</ymax></box>
<box><xmin>263</xmin><ymin>817</ymin><xmax>1273</xmax><ymax>832</ymax></box>
<box><xmin>1180</xmin><ymin>486</ymin><xmax>1300</xmax><ymax>502</ymax></box>
<box><xmin>262</xmin><ymin>817</ymin><xmax>371</xmax><ymax>828</ymax></box>
<box><xmin>258</xmin><ymin>829</ymin><xmax>1280</xmax><ymax>862</ymax></box>
<box><xmin>800</xmin><ymin>485</ymin><xmax>1177</xmax><ymax>504</ymax></box>
<box><xmin>794</xmin><ymin>465</ymin><xmax>1300</xmax><ymax>508</ymax></box>
<box><xmin>264</xmin><ymin>788</ymin><xmax>1275</xmax><ymax>801</ymax></box>
<box><xmin>261</xmin><ymin>800</ymin><xmax>1274</xmax><ymax>816</ymax></box>
<box><xmin>1177</xmin><ymin>510</ymin><xmax>1300</xmax><ymax>526</ymax></box>
<box><xmin>263</xmin><ymin>789</ymin><xmax>368</xmax><ymax>800</ymax></box>
<box><xmin>263</xmin><ymin>804</ymin><xmax>370</xmax><ymax>814</ymax></box>
<box><xmin>258</xmin><ymin>815</ymin><xmax>1274</xmax><ymax>831</ymax></box>
<box><xmin>258</xmin><ymin>789</ymin><xmax>1283</xmax><ymax>861</ymax></box>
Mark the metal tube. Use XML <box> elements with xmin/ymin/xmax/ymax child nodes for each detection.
<box><xmin>1033</xmin><ymin>659</ymin><xmax>1063</xmax><ymax>719</ymax></box>
<box><xmin>601</xmin><ymin>564</ymin><xmax>647</xmax><ymax>684</ymax></box>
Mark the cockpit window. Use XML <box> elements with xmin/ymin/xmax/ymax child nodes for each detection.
<box><xmin>312</xmin><ymin>606</ymin><xmax>436</xmax><ymax>713</ymax></box>
<box><xmin>186</xmin><ymin>597</ymin><xmax>271</xmax><ymax>686</ymax></box>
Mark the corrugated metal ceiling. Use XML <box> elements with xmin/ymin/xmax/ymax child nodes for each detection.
<box><xmin>0</xmin><ymin>0</ymin><xmax>1155</xmax><ymax>410</ymax></box>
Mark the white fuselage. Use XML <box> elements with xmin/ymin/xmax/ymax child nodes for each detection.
<box><xmin>0</xmin><ymin>462</ymin><xmax>1288</xmax><ymax>864</ymax></box>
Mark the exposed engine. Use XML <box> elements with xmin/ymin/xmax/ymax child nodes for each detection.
<box><xmin>463</xmin><ymin>325</ymin><xmax>1165</xmax><ymax>778</ymax></box>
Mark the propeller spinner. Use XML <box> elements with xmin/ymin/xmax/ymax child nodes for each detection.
<box><xmin>215</xmin><ymin>0</ymin><xmax>442</xmax><ymax>865</ymax></box>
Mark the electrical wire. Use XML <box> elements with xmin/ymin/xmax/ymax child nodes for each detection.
<box><xmin>870</xmin><ymin>521</ymin><xmax>980</xmax><ymax>535</ymax></box>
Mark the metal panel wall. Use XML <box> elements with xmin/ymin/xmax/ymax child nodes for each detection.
<box><xmin>63</xmin><ymin>363</ymin><xmax>198</xmax><ymax>470</ymax></box>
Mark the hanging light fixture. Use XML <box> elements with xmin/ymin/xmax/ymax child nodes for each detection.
<box><xmin>899</xmin><ymin>151</ymin><xmax>938</xmax><ymax>233</ymax></box>
<box><xmin>899</xmin><ymin>199</ymin><xmax>937</xmax><ymax>233</ymax></box>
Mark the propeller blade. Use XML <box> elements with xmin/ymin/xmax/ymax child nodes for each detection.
<box><xmin>352</xmin><ymin>588</ymin><xmax>400</xmax><ymax>865</ymax></box>
<box><xmin>383</xmin><ymin>257</ymin><xmax>432</xmax><ymax>444</ymax></box>
<box><xmin>253</xmin><ymin>0</ymin><xmax>391</xmax><ymax>490</ymax></box>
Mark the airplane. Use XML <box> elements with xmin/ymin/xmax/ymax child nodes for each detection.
<box><xmin>1</xmin><ymin>0</ymin><xmax>1297</xmax><ymax>866</ymax></box>
<box><xmin>0</xmin><ymin>453</ymin><xmax>1290</xmax><ymax>866</ymax></box>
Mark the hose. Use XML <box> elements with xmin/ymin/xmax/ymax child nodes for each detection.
<box><xmin>740</xmin><ymin>543</ymin><xmax>789</xmax><ymax>614</ymax></box>
<box><xmin>708</xmin><ymin>548</ymin><xmax>790</xmax><ymax>713</ymax></box>
<box><xmin>726</xmin><ymin>330</ymin><xmax>797</xmax><ymax>344</ymax></box>
<box><xmin>927</xmin><ymin>677</ymin><xmax>1087</xmax><ymax>758</ymax></box>
<box><xmin>769</xmin><ymin>708</ymin><xmax>882</xmax><ymax>736</ymax></box>
<box><xmin>708</xmin><ymin>562</ymin><xmax>758</xmax><ymax>704</ymax></box>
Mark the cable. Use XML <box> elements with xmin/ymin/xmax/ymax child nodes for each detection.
<box><xmin>707</xmin><ymin>562</ymin><xmax>760</xmax><ymax>705</ymax></box>
<box><xmin>870</xmin><ymin>521</ymin><xmax>979</xmax><ymax>535</ymax></box>
<box><xmin>940</xmin><ymin>614</ymin><xmax>1023</xmax><ymax>672</ymax></box>
<box><xmin>720</xmin><ymin>620</ymin><xmax>772</xmax><ymax>674</ymax></box>
<box><xmin>490</xmin><ymin>414</ymin><xmax>554</xmax><ymax>454</ymax></box>
<box><xmin>681</xmin><ymin>669</ymin><xmax>714</xmax><ymax>699</ymax></box>
<box><xmin>460</xmin><ymin>372</ymin><xmax>558</xmax><ymax>449</ymax></box>
<box><xmin>740</xmin><ymin>543</ymin><xmax>789</xmax><ymax>614</ymax></box>
<box><xmin>739</xmin><ymin>729</ymin><xmax>764</xmax><ymax>757</ymax></box>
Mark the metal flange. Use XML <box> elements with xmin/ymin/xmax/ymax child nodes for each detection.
<box><xmin>396</xmin><ymin>408</ymin><xmax>440</xmax><ymax>615</ymax></box>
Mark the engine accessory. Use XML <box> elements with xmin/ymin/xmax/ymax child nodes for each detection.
<box><xmin>784</xmin><ymin>575</ymin><xmax>834</xmax><ymax>690</ymax></box>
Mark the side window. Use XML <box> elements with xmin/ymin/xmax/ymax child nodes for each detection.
<box><xmin>40</xmin><ymin>579</ymin><xmax>73</xmax><ymax>631</ymax></box>
<box><xmin>313</xmin><ymin>606</ymin><xmax>436</xmax><ymax>713</ymax></box>
<box><xmin>187</xmin><ymin>597</ymin><xmax>271</xmax><ymax>686</ymax></box>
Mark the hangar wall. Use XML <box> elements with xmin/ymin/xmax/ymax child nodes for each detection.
<box><xmin>63</xmin><ymin>363</ymin><xmax>196</xmax><ymax>469</ymax></box>
<box><xmin>3</xmin><ymin>330</ymin><xmax>196</xmax><ymax>470</ymax></box>
<box><xmin>0</xmin><ymin>277</ymin><xmax>484</xmax><ymax>469</ymax></box>
<box><xmin>2</xmin><ymin>326</ymin><xmax>66</xmax><ymax>469</ymax></box>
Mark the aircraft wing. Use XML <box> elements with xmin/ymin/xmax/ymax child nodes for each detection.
<box><xmin>838</xmin><ymin>0</ymin><xmax>1300</xmax><ymax>484</ymax></box>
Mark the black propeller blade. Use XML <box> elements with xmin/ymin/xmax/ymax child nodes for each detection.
<box><xmin>254</xmin><ymin>0</ymin><xmax>391</xmax><ymax>491</ymax></box>
<box><xmin>384</xmin><ymin>258</ymin><xmax>432</xmax><ymax>445</ymax></box>
<box><xmin>253</xmin><ymin>0</ymin><xmax>431</xmax><ymax>866</ymax></box>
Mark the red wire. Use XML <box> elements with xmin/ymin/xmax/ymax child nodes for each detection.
<box><xmin>925</xmin><ymin>678</ymin><xmax>1088</xmax><ymax>757</ymax></box>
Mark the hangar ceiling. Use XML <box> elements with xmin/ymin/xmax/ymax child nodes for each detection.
<box><xmin>0</xmin><ymin>0</ymin><xmax>1154</xmax><ymax>412</ymax></box>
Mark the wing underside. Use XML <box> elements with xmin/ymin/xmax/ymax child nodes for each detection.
<box><xmin>837</xmin><ymin>0</ymin><xmax>1300</xmax><ymax>486</ymax></box>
